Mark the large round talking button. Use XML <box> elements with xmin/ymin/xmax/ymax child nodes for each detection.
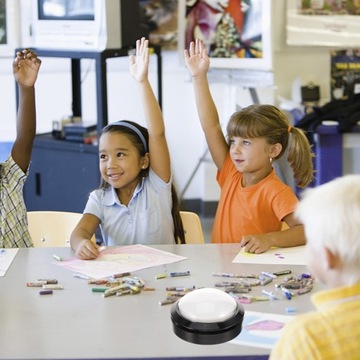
<box><xmin>171</xmin><ymin>288</ymin><xmax>244</xmax><ymax>345</ymax></box>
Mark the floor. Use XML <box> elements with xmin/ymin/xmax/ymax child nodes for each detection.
<box><xmin>200</xmin><ymin>216</ymin><xmax>213</xmax><ymax>243</ymax></box>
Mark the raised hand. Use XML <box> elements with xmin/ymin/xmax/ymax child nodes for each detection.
<box><xmin>184</xmin><ymin>39</ymin><xmax>210</xmax><ymax>78</ymax></box>
<box><xmin>129</xmin><ymin>37</ymin><xmax>149</xmax><ymax>83</ymax></box>
<box><xmin>13</xmin><ymin>49</ymin><xmax>41</xmax><ymax>87</ymax></box>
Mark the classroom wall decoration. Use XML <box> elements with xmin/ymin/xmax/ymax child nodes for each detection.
<box><xmin>140</xmin><ymin>0</ymin><xmax>178</xmax><ymax>50</ymax></box>
<box><xmin>178</xmin><ymin>0</ymin><xmax>272</xmax><ymax>71</ymax></box>
<box><xmin>287</xmin><ymin>0</ymin><xmax>360</xmax><ymax>47</ymax></box>
<box><xmin>330</xmin><ymin>48</ymin><xmax>360</xmax><ymax>100</ymax></box>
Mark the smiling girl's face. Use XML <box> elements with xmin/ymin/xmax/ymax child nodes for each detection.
<box><xmin>99</xmin><ymin>132</ymin><xmax>149</xmax><ymax>192</ymax></box>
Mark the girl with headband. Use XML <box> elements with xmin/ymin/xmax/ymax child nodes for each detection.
<box><xmin>71</xmin><ymin>38</ymin><xmax>184</xmax><ymax>259</ymax></box>
<box><xmin>184</xmin><ymin>39</ymin><xmax>314</xmax><ymax>253</ymax></box>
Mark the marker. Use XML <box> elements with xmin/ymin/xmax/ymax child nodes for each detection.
<box><xmin>125</xmin><ymin>283</ymin><xmax>140</xmax><ymax>292</ymax></box>
<box><xmin>281</xmin><ymin>287</ymin><xmax>293</xmax><ymax>300</ymax></box>
<box><xmin>103</xmin><ymin>284</ymin><xmax>128</xmax><ymax>298</ymax></box>
<box><xmin>73</xmin><ymin>273</ymin><xmax>90</xmax><ymax>280</ymax></box>
<box><xmin>88</xmin><ymin>279</ymin><xmax>108</xmax><ymax>285</ymax></box>
<box><xmin>166</xmin><ymin>286</ymin><xmax>195</xmax><ymax>292</ymax></box>
<box><xmin>98</xmin><ymin>246</ymin><xmax>106</xmax><ymax>252</ymax></box>
<box><xmin>116</xmin><ymin>289</ymin><xmax>132</xmax><ymax>296</ymax></box>
<box><xmin>262</xmin><ymin>290</ymin><xmax>282</xmax><ymax>300</ymax></box>
<box><xmin>301</xmin><ymin>273</ymin><xmax>312</xmax><ymax>279</ymax></box>
<box><xmin>155</xmin><ymin>273</ymin><xmax>167</xmax><ymax>279</ymax></box>
<box><xmin>261</xmin><ymin>271</ymin><xmax>277</xmax><ymax>279</ymax></box>
<box><xmin>282</xmin><ymin>282</ymin><xmax>301</xmax><ymax>290</ymax></box>
<box><xmin>39</xmin><ymin>290</ymin><xmax>53</xmax><ymax>295</ymax></box>
<box><xmin>37</xmin><ymin>279</ymin><xmax>58</xmax><ymax>284</ymax></box>
<box><xmin>251</xmin><ymin>296</ymin><xmax>270</xmax><ymax>302</ymax></box>
<box><xmin>52</xmin><ymin>254</ymin><xmax>62</xmax><ymax>261</ymax></box>
<box><xmin>212</xmin><ymin>272</ymin><xmax>258</xmax><ymax>279</ymax></box>
<box><xmin>26</xmin><ymin>281</ymin><xmax>47</xmax><ymax>287</ymax></box>
<box><xmin>170</xmin><ymin>271</ymin><xmax>190</xmax><ymax>277</ymax></box>
<box><xmin>237</xmin><ymin>297</ymin><xmax>252</xmax><ymax>304</ymax></box>
<box><xmin>92</xmin><ymin>287</ymin><xmax>108</xmax><ymax>293</ymax></box>
<box><xmin>166</xmin><ymin>291</ymin><xmax>189</xmax><ymax>297</ymax></box>
<box><xmin>260</xmin><ymin>277</ymin><xmax>273</xmax><ymax>286</ymax></box>
<box><xmin>110</xmin><ymin>272</ymin><xmax>131</xmax><ymax>279</ymax></box>
<box><xmin>159</xmin><ymin>298</ymin><xmax>177</xmax><ymax>306</ymax></box>
<box><xmin>123</xmin><ymin>276</ymin><xmax>144</xmax><ymax>287</ymax></box>
<box><xmin>273</xmin><ymin>270</ymin><xmax>292</xmax><ymax>276</ymax></box>
<box><xmin>42</xmin><ymin>284</ymin><xmax>64</xmax><ymax>290</ymax></box>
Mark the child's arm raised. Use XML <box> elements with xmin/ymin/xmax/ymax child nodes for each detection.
<box><xmin>130</xmin><ymin>37</ymin><xmax>170</xmax><ymax>183</ymax></box>
<box><xmin>12</xmin><ymin>49</ymin><xmax>41</xmax><ymax>173</ymax></box>
<box><xmin>184</xmin><ymin>39</ymin><xmax>228</xmax><ymax>171</ymax></box>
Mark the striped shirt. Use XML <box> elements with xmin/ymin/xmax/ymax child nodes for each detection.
<box><xmin>270</xmin><ymin>283</ymin><xmax>360</xmax><ymax>360</ymax></box>
<box><xmin>0</xmin><ymin>156</ymin><xmax>33</xmax><ymax>247</ymax></box>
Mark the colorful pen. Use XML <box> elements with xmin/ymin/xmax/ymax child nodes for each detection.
<box><xmin>170</xmin><ymin>271</ymin><xmax>190</xmax><ymax>277</ymax></box>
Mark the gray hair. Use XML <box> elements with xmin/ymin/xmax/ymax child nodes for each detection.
<box><xmin>296</xmin><ymin>175</ymin><xmax>360</xmax><ymax>284</ymax></box>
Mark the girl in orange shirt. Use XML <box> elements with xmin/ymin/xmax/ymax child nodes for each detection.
<box><xmin>184</xmin><ymin>39</ymin><xmax>314</xmax><ymax>253</ymax></box>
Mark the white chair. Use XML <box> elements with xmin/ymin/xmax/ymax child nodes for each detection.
<box><xmin>180</xmin><ymin>211</ymin><xmax>205</xmax><ymax>244</ymax></box>
<box><xmin>27</xmin><ymin>211</ymin><xmax>84</xmax><ymax>247</ymax></box>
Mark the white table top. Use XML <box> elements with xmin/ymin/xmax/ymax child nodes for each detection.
<box><xmin>0</xmin><ymin>244</ymin><xmax>319</xmax><ymax>359</ymax></box>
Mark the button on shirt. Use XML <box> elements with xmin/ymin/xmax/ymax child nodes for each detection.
<box><xmin>0</xmin><ymin>156</ymin><xmax>33</xmax><ymax>248</ymax></box>
<box><xmin>84</xmin><ymin>169</ymin><xmax>175</xmax><ymax>246</ymax></box>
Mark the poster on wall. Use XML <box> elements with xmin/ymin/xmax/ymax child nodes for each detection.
<box><xmin>140</xmin><ymin>0</ymin><xmax>178</xmax><ymax>50</ymax></box>
<box><xmin>287</xmin><ymin>0</ymin><xmax>360</xmax><ymax>47</ymax></box>
<box><xmin>178</xmin><ymin>0</ymin><xmax>272</xmax><ymax>71</ymax></box>
<box><xmin>330</xmin><ymin>48</ymin><xmax>360</xmax><ymax>100</ymax></box>
<box><xmin>0</xmin><ymin>0</ymin><xmax>19</xmax><ymax>57</ymax></box>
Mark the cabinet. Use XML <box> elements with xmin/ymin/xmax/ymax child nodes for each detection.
<box><xmin>17</xmin><ymin>47</ymin><xmax>162</xmax><ymax>212</ymax></box>
<box><xmin>24</xmin><ymin>134</ymin><xmax>100</xmax><ymax>212</ymax></box>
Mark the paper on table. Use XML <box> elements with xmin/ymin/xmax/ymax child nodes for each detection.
<box><xmin>54</xmin><ymin>244</ymin><xmax>188</xmax><ymax>279</ymax></box>
<box><xmin>229</xmin><ymin>310</ymin><xmax>294</xmax><ymax>349</ymax></box>
<box><xmin>232</xmin><ymin>245</ymin><xmax>306</xmax><ymax>265</ymax></box>
<box><xmin>0</xmin><ymin>248</ymin><xmax>19</xmax><ymax>276</ymax></box>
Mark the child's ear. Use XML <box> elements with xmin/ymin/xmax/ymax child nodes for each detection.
<box><xmin>270</xmin><ymin>143</ymin><xmax>282</xmax><ymax>158</ymax></box>
<box><xmin>141</xmin><ymin>153</ymin><xmax>150</xmax><ymax>169</ymax></box>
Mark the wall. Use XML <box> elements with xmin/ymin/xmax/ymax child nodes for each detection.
<box><xmin>1</xmin><ymin>0</ymin><xmax>359</xmax><ymax>215</ymax></box>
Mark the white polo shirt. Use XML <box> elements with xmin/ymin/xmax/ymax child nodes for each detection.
<box><xmin>84</xmin><ymin>168</ymin><xmax>175</xmax><ymax>246</ymax></box>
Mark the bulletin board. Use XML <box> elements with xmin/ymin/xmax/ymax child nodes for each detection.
<box><xmin>287</xmin><ymin>0</ymin><xmax>360</xmax><ymax>47</ymax></box>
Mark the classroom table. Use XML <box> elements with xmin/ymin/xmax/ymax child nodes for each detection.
<box><xmin>0</xmin><ymin>244</ymin><xmax>320</xmax><ymax>360</ymax></box>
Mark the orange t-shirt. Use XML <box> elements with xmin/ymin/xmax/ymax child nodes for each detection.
<box><xmin>211</xmin><ymin>154</ymin><xmax>298</xmax><ymax>243</ymax></box>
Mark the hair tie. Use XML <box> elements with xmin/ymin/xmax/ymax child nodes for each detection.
<box><xmin>287</xmin><ymin>125</ymin><xmax>292</xmax><ymax>133</ymax></box>
<box><xmin>105</xmin><ymin>120</ymin><xmax>148</xmax><ymax>153</ymax></box>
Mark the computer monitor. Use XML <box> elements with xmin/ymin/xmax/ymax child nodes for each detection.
<box><xmin>31</xmin><ymin>0</ymin><xmax>148</xmax><ymax>51</ymax></box>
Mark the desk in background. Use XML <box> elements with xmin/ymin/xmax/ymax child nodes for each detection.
<box><xmin>0</xmin><ymin>244</ymin><xmax>318</xmax><ymax>360</ymax></box>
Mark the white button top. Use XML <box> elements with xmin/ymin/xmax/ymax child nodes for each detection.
<box><xmin>178</xmin><ymin>288</ymin><xmax>238</xmax><ymax>323</ymax></box>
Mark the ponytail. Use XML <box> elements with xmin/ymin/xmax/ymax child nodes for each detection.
<box><xmin>287</xmin><ymin>127</ymin><xmax>314</xmax><ymax>188</ymax></box>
